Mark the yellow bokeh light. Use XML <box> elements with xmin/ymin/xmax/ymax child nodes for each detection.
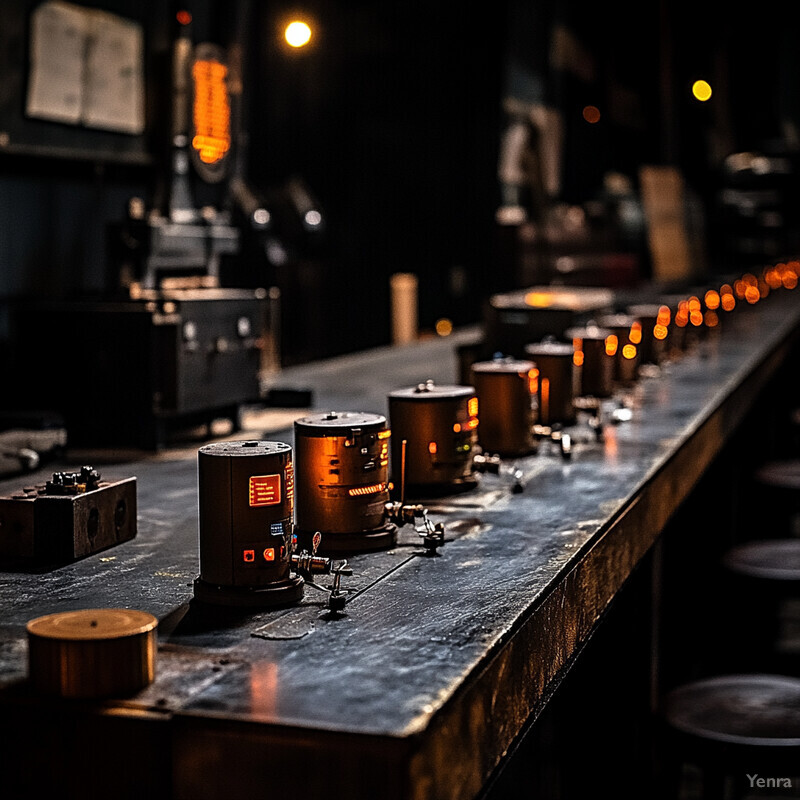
<box><xmin>692</xmin><ymin>79</ymin><xmax>713</xmax><ymax>102</ymax></box>
<box><xmin>285</xmin><ymin>20</ymin><xmax>312</xmax><ymax>47</ymax></box>
<box><xmin>435</xmin><ymin>318</ymin><xmax>453</xmax><ymax>337</ymax></box>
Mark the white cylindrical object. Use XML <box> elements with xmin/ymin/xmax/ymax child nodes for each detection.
<box><xmin>391</xmin><ymin>273</ymin><xmax>418</xmax><ymax>345</ymax></box>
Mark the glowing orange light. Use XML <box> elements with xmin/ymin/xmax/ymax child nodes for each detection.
<box><xmin>582</xmin><ymin>105</ymin><xmax>601</xmax><ymax>124</ymax></box>
<box><xmin>541</xmin><ymin>378</ymin><xmax>550</xmax><ymax>422</ymax></box>
<box><xmin>690</xmin><ymin>310</ymin><xmax>703</xmax><ymax>326</ymax></box>
<box><xmin>704</xmin><ymin>290</ymin><xmax>720</xmax><ymax>310</ymax></box>
<box><xmin>605</xmin><ymin>335</ymin><xmax>618</xmax><ymax>356</ymax></box>
<box><xmin>192</xmin><ymin>59</ymin><xmax>231</xmax><ymax>165</ymax></box>
<box><xmin>734</xmin><ymin>279</ymin><xmax>747</xmax><ymax>299</ymax></box>
<box><xmin>783</xmin><ymin>272</ymin><xmax>798</xmax><ymax>290</ymax></box>
<box><xmin>378</xmin><ymin>429</ymin><xmax>391</xmax><ymax>439</ymax></box>
<box><xmin>721</xmin><ymin>293</ymin><xmax>736</xmax><ymax>311</ymax></box>
<box><xmin>453</xmin><ymin>422</ymin><xmax>461</xmax><ymax>433</ymax></box>
<box><xmin>675</xmin><ymin>311</ymin><xmax>688</xmax><ymax>328</ymax></box>
<box><xmin>765</xmin><ymin>268</ymin><xmax>782</xmax><ymax>290</ymax></box>
<box><xmin>463</xmin><ymin>417</ymin><xmax>480</xmax><ymax>431</ymax></box>
<box><xmin>704</xmin><ymin>310</ymin><xmax>719</xmax><ymax>328</ymax></box>
<box><xmin>573</xmin><ymin>350</ymin><xmax>584</xmax><ymax>367</ymax></box>
<box><xmin>524</xmin><ymin>291</ymin><xmax>553</xmax><ymax>307</ymax></box>
<box><xmin>243</xmin><ymin>549</ymin><xmax>255</xmax><ymax>562</ymax></box>
<box><xmin>176</xmin><ymin>9</ymin><xmax>192</xmax><ymax>25</ymax></box>
<box><xmin>653</xmin><ymin>324</ymin><xmax>668</xmax><ymax>340</ymax></box>
<box><xmin>745</xmin><ymin>285</ymin><xmax>760</xmax><ymax>304</ymax></box>
<box><xmin>468</xmin><ymin>397</ymin><xmax>479</xmax><ymax>417</ymax></box>
<box><xmin>263</xmin><ymin>548</ymin><xmax>275</xmax><ymax>562</ymax></box>
<box><xmin>435</xmin><ymin>318</ymin><xmax>454</xmax><ymax>337</ymax></box>
<box><xmin>629</xmin><ymin>321</ymin><xmax>642</xmax><ymax>345</ymax></box>
<box><xmin>528</xmin><ymin>368</ymin><xmax>539</xmax><ymax>394</ymax></box>
<box><xmin>622</xmin><ymin>343</ymin><xmax>637</xmax><ymax>360</ymax></box>
<box><xmin>657</xmin><ymin>305</ymin><xmax>671</xmax><ymax>326</ymax></box>
<box><xmin>688</xmin><ymin>296</ymin><xmax>701</xmax><ymax>313</ymax></box>
<box><xmin>348</xmin><ymin>483</ymin><xmax>387</xmax><ymax>497</ymax></box>
<box><xmin>428</xmin><ymin>441</ymin><xmax>438</xmax><ymax>455</ymax></box>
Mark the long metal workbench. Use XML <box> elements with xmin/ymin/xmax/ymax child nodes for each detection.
<box><xmin>2</xmin><ymin>282</ymin><xmax>800</xmax><ymax>799</ymax></box>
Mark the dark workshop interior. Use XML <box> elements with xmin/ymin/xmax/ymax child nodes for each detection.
<box><xmin>2</xmin><ymin>1</ymin><xmax>800</xmax><ymax>799</ymax></box>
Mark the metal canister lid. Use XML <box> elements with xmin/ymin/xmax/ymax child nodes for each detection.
<box><xmin>471</xmin><ymin>357</ymin><xmax>536</xmax><ymax>374</ymax></box>
<box><xmin>199</xmin><ymin>440</ymin><xmax>292</xmax><ymax>457</ymax></box>
<box><xmin>525</xmin><ymin>341</ymin><xmax>574</xmax><ymax>357</ymax></box>
<box><xmin>564</xmin><ymin>324</ymin><xmax>612</xmax><ymax>341</ymax></box>
<box><xmin>294</xmin><ymin>411</ymin><xmax>387</xmax><ymax>436</ymax></box>
<box><xmin>389</xmin><ymin>381</ymin><xmax>475</xmax><ymax>401</ymax></box>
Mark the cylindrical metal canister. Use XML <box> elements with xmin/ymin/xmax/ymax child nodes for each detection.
<box><xmin>388</xmin><ymin>381</ymin><xmax>478</xmax><ymax>496</ymax></box>
<box><xmin>596</xmin><ymin>313</ymin><xmax>640</xmax><ymax>386</ymax></box>
<box><xmin>193</xmin><ymin>440</ymin><xmax>303</xmax><ymax>607</ymax></box>
<box><xmin>565</xmin><ymin>324</ymin><xmax>614</xmax><ymax>399</ymax></box>
<box><xmin>627</xmin><ymin>303</ymin><xmax>667</xmax><ymax>366</ymax></box>
<box><xmin>524</xmin><ymin>341</ymin><xmax>576</xmax><ymax>425</ymax></box>
<box><xmin>470</xmin><ymin>358</ymin><xmax>536</xmax><ymax>456</ymax></box>
<box><xmin>294</xmin><ymin>411</ymin><xmax>395</xmax><ymax>554</ymax></box>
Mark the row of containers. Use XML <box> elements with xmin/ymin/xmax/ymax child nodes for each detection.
<box><xmin>192</xmin><ymin>261</ymin><xmax>800</xmax><ymax>608</ymax></box>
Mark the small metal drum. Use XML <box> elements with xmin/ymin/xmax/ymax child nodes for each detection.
<box><xmin>524</xmin><ymin>340</ymin><xmax>576</xmax><ymax>425</ymax></box>
<box><xmin>470</xmin><ymin>358</ymin><xmax>536</xmax><ymax>456</ymax></box>
<box><xmin>596</xmin><ymin>313</ymin><xmax>640</xmax><ymax>386</ymax></box>
<box><xmin>388</xmin><ymin>381</ymin><xmax>479</xmax><ymax>496</ymax></box>
<box><xmin>193</xmin><ymin>440</ymin><xmax>303</xmax><ymax>607</ymax></box>
<box><xmin>627</xmin><ymin>303</ymin><xmax>667</xmax><ymax>366</ymax></box>
<box><xmin>565</xmin><ymin>324</ymin><xmax>614</xmax><ymax>399</ymax></box>
<box><xmin>294</xmin><ymin>411</ymin><xmax>395</xmax><ymax>554</ymax></box>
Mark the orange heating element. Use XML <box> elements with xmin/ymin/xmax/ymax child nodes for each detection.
<box><xmin>192</xmin><ymin>59</ymin><xmax>231</xmax><ymax>164</ymax></box>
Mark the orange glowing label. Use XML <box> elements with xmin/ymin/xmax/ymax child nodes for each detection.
<box><xmin>378</xmin><ymin>429</ymin><xmax>391</xmax><ymax>439</ymax></box>
<box><xmin>468</xmin><ymin>397</ymin><xmax>479</xmax><ymax>417</ymax></box>
<box><xmin>263</xmin><ymin>548</ymin><xmax>275</xmax><ymax>561</ymax></box>
<box><xmin>243</xmin><ymin>549</ymin><xmax>255</xmax><ymax>562</ymax></box>
<box><xmin>249</xmin><ymin>474</ymin><xmax>281</xmax><ymax>507</ymax></box>
<box><xmin>192</xmin><ymin>59</ymin><xmax>231</xmax><ymax>164</ymax></box>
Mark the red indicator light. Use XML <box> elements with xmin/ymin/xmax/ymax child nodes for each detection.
<box><xmin>243</xmin><ymin>549</ymin><xmax>255</xmax><ymax>563</ymax></box>
<box><xmin>262</xmin><ymin>548</ymin><xmax>275</xmax><ymax>562</ymax></box>
<box><xmin>176</xmin><ymin>10</ymin><xmax>192</xmax><ymax>25</ymax></box>
<box><xmin>249</xmin><ymin>474</ymin><xmax>281</xmax><ymax>507</ymax></box>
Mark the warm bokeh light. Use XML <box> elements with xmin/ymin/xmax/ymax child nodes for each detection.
<box><xmin>285</xmin><ymin>20</ymin><xmax>312</xmax><ymax>47</ymax></box>
<box><xmin>745</xmin><ymin>285</ymin><xmax>761</xmax><ymax>304</ymax></box>
<box><xmin>692</xmin><ymin>79</ymin><xmax>713</xmax><ymax>101</ymax></box>
<box><xmin>192</xmin><ymin>59</ymin><xmax>231</xmax><ymax>164</ymax></box>
<box><xmin>605</xmin><ymin>335</ymin><xmax>618</xmax><ymax>356</ymax></box>
<box><xmin>524</xmin><ymin>291</ymin><xmax>553</xmax><ymax>307</ymax></box>
<box><xmin>435</xmin><ymin>318</ymin><xmax>453</xmax><ymax>337</ymax></box>
<box><xmin>704</xmin><ymin>289</ymin><xmax>720</xmax><ymax>310</ymax></box>
<box><xmin>582</xmin><ymin>105</ymin><xmax>601</xmax><ymax>123</ymax></box>
<box><xmin>629</xmin><ymin>321</ymin><xmax>642</xmax><ymax>345</ymax></box>
<box><xmin>704</xmin><ymin>310</ymin><xmax>719</xmax><ymax>328</ymax></box>
<box><xmin>622</xmin><ymin>344</ymin><xmax>637</xmax><ymax>360</ymax></box>
<box><xmin>176</xmin><ymin>9</ymin><xmax>192</xmax><ymax>25</ymax></box>
<box><xmin>528</xmin><ymin>368</ymin><xmax>539</xmax><ymax>394</ymax></box>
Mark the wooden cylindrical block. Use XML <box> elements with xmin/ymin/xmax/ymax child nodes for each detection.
<box><xmin>27</xmin><ymin>608</ymin><xmax>157</xmax><ymax>699</ymax></box>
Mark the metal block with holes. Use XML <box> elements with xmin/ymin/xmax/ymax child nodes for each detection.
<box><xmin>0</xmin><ymin>468</ymin><xmax>137</xmax><ymax>566</ymax></box>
